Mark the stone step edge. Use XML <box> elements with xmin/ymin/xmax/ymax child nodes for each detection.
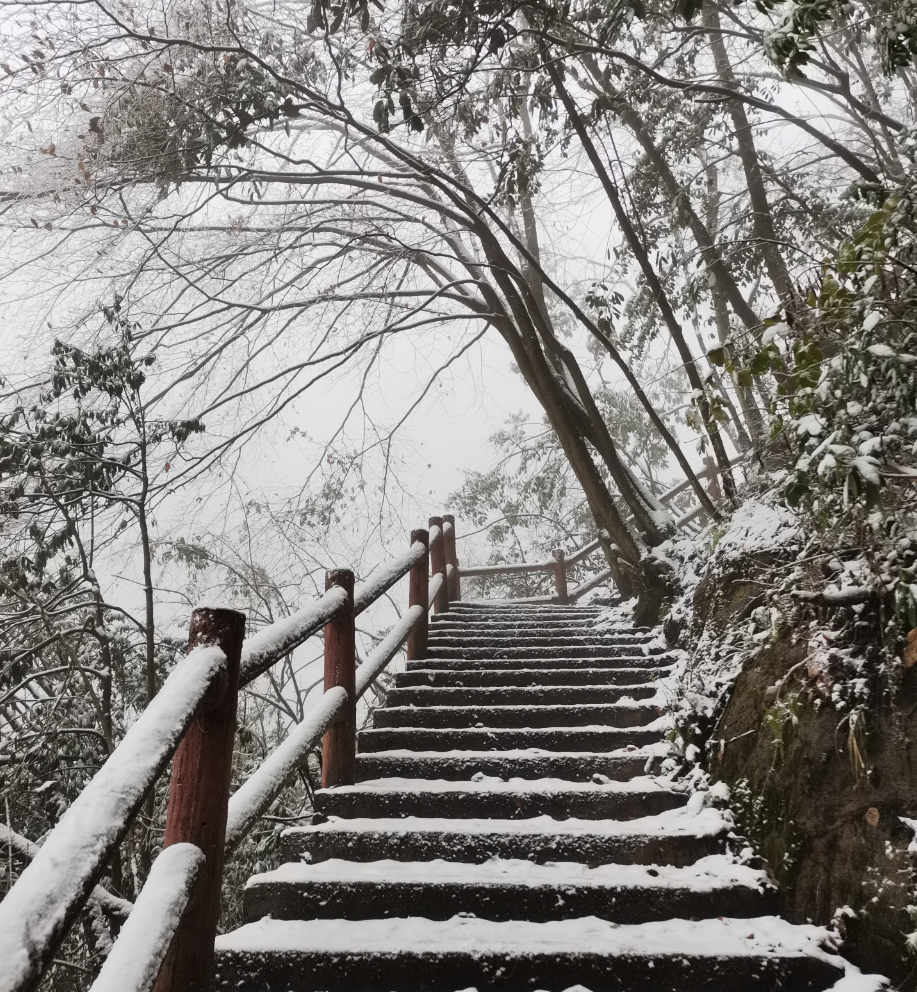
<box><xmin>283</xmin><ymin>806</ymin><xmax>729</xmax><ymax>841</ymax></box>
<box><xmin>244</xmin><ymin>853</ymin><xmax>769</xmax><ymax>894</ymax></box>
<box><xmin>215</xmin><ymin>914</ymin><xmax>847</xmax><ymax>976</ymax></box>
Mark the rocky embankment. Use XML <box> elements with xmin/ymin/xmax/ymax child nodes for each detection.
<box><xmin>665</xmin><ymin>498</ymin><xmax>917</xmax><ymax>987</ymax></box>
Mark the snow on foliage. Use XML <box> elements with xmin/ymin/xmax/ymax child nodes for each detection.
<box><xmin>709</xmin><ymin>500</ymin><xmax>802</xmax><ymax>563</ymax></box>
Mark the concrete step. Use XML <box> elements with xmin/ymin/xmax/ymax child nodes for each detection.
<box><xmin>425</xmin><ymin>644</ymin><xmax>663</xmax><ymax>659</ymax></box>
<box><xmin>281</xmin><ymin>806</ymin><xmax>730</xmax><ymax>867</ymax></box>
<box><xmin>405</xmin><ymin>655</ymin><xmax>673</xmax><ymax>672</ymax></box>
<box><xmin>394</xmin><ymin>667</ymin><xmax>665</xmax><ymax>687</ymax></box>
<box><xmin>429</xmin><ymin>619</ymin><xmax>635</xmax><ymax>631</ymax></box>
<box><xmin>242</xmin><ymin>855</ymin><xmax>777</xmax><ymax>924</ymax></box>
<box><xmin>426</xmin><ymin>637</ymin><xmax>652</xmax><ymax>652</ymax></box>
<box><xmin>355</xmin><ymin>750</ymin><xmax>657</xmax><ymax>783</ymax></box>
<box><xmin>313</xmin><ymin>777</ymin><xmax>686</xmax><ymax>820</ymax></box>
<box><xmin>441</xmin><ymin>603</ymin><xmax>605</xmax><ymax>614</ymax></box>
<box><xmin>436</xmin><ymin>614</ymin><xmax>610</xmax><ymax>626</ymax></box>
<box><xmin>358</xmin><ymin>725</ymin><xmax>664</xmax><ymax>753</ymax></box>
<box><xmin>372</xmin><ymin>702</ymin><xmax>660</xmax><ymax>730</ymax></box>
<box><xmin>385</xmin><ymin>684</ymin><xmax>656</xmax><ymax>707</ymax></box>
<box><xmin>215</xmin><ymin>915</ymin><xmax>844</xmax><ymax>991</ymax></box>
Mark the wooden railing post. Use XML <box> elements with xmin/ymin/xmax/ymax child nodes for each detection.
<box><xmin>428</xmin><ymin>516</ymin><xmax>449</xmax><ymax>614</ymax></box>
<box><xmin>443</xmin><ymin>514</ymin><xmax>462</xmax><ymax>602</ymax></box>
<box><xmin>322</xmin><ymin>569</ymin><xmax>356</xmax><ymax>788</ymax></box>
<box><xmin>553</xmin><ymin>549</ymin><xmax>569</xmax><ymax>606</ymax></box>
<box><xmin>153</xmin><ymin>606</ymin><xmax>246</xmax><ymax>992</ymax></box>
<box><xmin>407</xmin><ymin>529</ymin><xmax>429</xmax><ymax>661</ymax></box>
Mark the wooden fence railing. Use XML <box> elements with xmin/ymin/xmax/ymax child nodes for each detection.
<box><xmin>459</xmin><ymin>532</ymin><xmax>610</xmax><ymax>606</ymax></box>
<box><xmin>0</xmin><ymin>489</ymin><xmax>722</xmax><ymax>992</ymax></box>
<box><xmin>0</xmin><ymin>517</ymin><xmax>449</xmax><ymax>992</ymax></box>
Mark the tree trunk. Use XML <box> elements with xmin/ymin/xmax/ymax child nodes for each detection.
<box><xmin>703</xmin><ymin>2</ymin><xmax>798</xmax><ymax>311</ymax></box>
<box><xmin>545</xmin><ymin>55</ymin><xmax>738</xmax><ymax>502</ymax></box>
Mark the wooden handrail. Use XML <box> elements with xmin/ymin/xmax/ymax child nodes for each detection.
<box><xmin>552</xmin><ymin>549</ymin><xmax>569</xmax><ymax>605</ymax></box>
<box><xmin>224</xmin><ymin>686</ymin><xmax>349</xmax><ymax>857</ymax></box>
<box><xmin>321</xmin><ymin>570</ymin><xmax>357</xmax><ymax>789</ymax></box>
<box><xmin>429</xmin><ymin>516</ymin><xmax>449</xmax><ymax>614</ymax></box>
<box><xmin>458</xmin><ymin>539</ymin><xmax>606</xmax><ymax>581</ymax></box>
<box><xmin>90</xmin><ymin>845</ymin><xmax>204</xmax><ymax>992</ymax></box>
<box><xmin>0</xmin><ymin>510</ymin><xmax>621</xmax><ymax>992</ymax></box>
<box><xmin>0</xmin><ymin>643</ymin><xmax>227</xmax><ymax>992</ymax></box>
<box><xmin>460</xmin><ymin>559</ymin><xmax>561</xmax><ymax>577</ymax></box>
<box><xmin>456</xmin><ymin>451</ymin><xmax>752</xmax><ymax>591</ymax></box>
<box><xmin>443</xmin><ymin>515</ymin><xmax>461</xmax><ymax>601</ymax></box>
<box><xmin>406</xmin><ymin>529</ymin><xmax>429</xmax><ymax>661</ymax></box>
<box><xmin>565</xmin><ymin>536</ymin><xmax>602</xmax><ymax>565</ymax></box>
<box><xmin>0</xmin><ymin>518</ymin><xmax>449</xmax><ymax>992</ymax></box>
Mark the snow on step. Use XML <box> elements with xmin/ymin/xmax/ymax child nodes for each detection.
<box><xmin>405</xmin><ymin>654</ymin><xmax>674</xmax><ymax>671</ymax></box>
<box><xmin>242</xmin><ymin>854</ymin><xmax>776</xmax><ymax>925</ymax></box>
<box><xmin>248</xmin><ymin>852</ymin><xmax>769</xmax><ymax>895</ymax></box>
<box><xmin>426</xmin><ymin>634</ymin><xmax>653</xmax><ymax>645</ymax></box>
<box><xmin>282</xmin><ymin>806</ymin><xmax>730</xmax><ymax>868</ymax></box>
<box><xmin>430</xmin><ymin>623</ymin><xmax>615</xmax><ymax>632</ymax></box>
<box><xmin>372</xmin><ymin>701</ymin><xmax>660</xmax><ymax>729</ymax></box>
<box><xmin>357</xmin><ymin>726</ymin><xmax>667</xmax><ymax>754</ymax></box>
<box><xmin>319</xmin><ymin>773</ymin><xmax>675</xmax><ymax>793</ymax></box>
<box><xmin>424</xmin><ymin>644</ymin><xmax>666</xmax><ymax>659</ymax></box>
<box><xmin>214</xmin><ymin>914</ymin><xmax>845</xmax><ymax>991</ymax></box>
<box><xmin>394</xmin><ymin>666</ymin><xmax>666</xmax><ymax>686</ymax></box>
<box><xmin>314</xmin><ymin>775</ymin><xmax>686</xmax><ymax>821</ymax></box>
<box><xmin>354</xmin><ymin>747</ymin><xmax>663</xmax><ymax>783</ymax></box>
<box><xmin>385</xmin><ymin>684</ymin><xmax>657</xmax><ymax>706</ymax></box>
<box><xmin>293</xmin><ymin>803</ymin><xmax>727</xmax><ymax>839</ymax></box>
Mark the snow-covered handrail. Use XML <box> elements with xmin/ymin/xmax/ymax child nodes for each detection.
<box><xmin>239</xmin><ymin>585</ymin><xmax>350</xmax><ymax>687</ymax></box>
<box><xmin>0</xmin><ymin>823</ymin><xmax>133</xmax><ymax>920</ymax></box>
<box><xmin>224</xmin><ymin>686</ymin><xmax>349</xmax><ymax>857</ymax></box>
<box><xmin>428</xmin><ymin>570</ymin><xmax>445</xmax><ymax>608</ymax></box>
<box><xmin>459</xmin><ymin>535</ymin><xmax>604</xmax><ymax>580</ymax></box>
<box><xmin>355</xmin><ymin>605</ymin><xmax>425</xmax><ymax>700</ymax></box>
<box><xmin>460</xmin><ymin>558</ymin><xmax>560</xmax><ymax>577</ymax></box>
<box><xmin>0</xmin><ymin>515</ymin><xmax>459</xmax><ymax>992</ymax></box>
<box><xmin>0</xmin><ymin>644</ymin><xmax>227</xmax><ymax>992</ymax></box>
<box><xmin>0</xmin><ymin>518</ymin><xmax>458</xmax><ymax>992</ymax></box>
<box><xmin>238</xmin><ymin>541</ymin><xmax>428</xmax><ymax>687</ymax></box>
<box><xmin>568</xmin><ymin>566</ymin><xmax>614</xmax><ymax>602</ymax></box>
<box><xmin>353</xmin><ymin>540</ymin><xmax>426</xmax><ymax>615</ymax></box>
<box><xmin>88</xmin><ymin>844</ymin><xmax>204</xmax><ymax>992</ymax></box>
<box><xmin>565</xmin><ymin>536</ymin><xmax>602</xmax><ymax>565</ymax></box>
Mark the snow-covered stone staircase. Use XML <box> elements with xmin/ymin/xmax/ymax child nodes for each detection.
<box><xmin>214</xmin><ymin>602</ymin><xmax>850</xmax><ymax>990</ymax></box>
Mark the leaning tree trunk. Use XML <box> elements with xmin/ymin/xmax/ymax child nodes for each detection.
<box><xmin>703</xmin><ymin>3</ymin><xmax>798</xmax><ymax>313</ymax></box>
<box><xmin>544</xmin><ymin>56</ymin><xmax>738</xmax><ymax>503</ymax></box>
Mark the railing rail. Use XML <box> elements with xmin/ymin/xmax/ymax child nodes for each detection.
<box><xmin>457</xmin><ymin>536</ymin><xmax>606</xmax><ymax>605</ymax></box>
<box><xmin>455</xmin><ymin>451</ymin><xmax>752</xmax><ymax>601</ymax></box>
<box><xmin>0</xmin><ymin>516</ymin><xmax>454</xmax><ymax>992</ymax></box>
<box><xmin>0</xmin><ymin>643</ymin><xmax>228</xmax><ymax>992</ymax></box>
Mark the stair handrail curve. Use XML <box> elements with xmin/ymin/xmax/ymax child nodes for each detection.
<box><xmin>457</xmin><ymin>532</ymin><xmax>611</xmax><ymax>606</ymax></box>
<box><xmin>0</xmin><ymin>519</ymin><xmax>456</xmax><ymax>992</ymax></box>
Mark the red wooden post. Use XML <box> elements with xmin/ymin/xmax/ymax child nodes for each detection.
<box><xmin>407</xmin><ymin>529</ymin><xmax>429</xmax><ymax>661</ymax></box>
<box><xmin>443</xmin><ymin>514</ymin><xmax>462</xmax><ymax>602</ymax></box>
<box><xmin>428</xmin><ymin>516</ymin><xmax>449</xmax><ymax>615</ymax></box>
<box><xmin>553</xmin><ymin>549</ymin><xmax>569</xmax><ymax>606</ymax></box>
<box><xmin>321</xmin><ymin>569</ymin><xmax>356</xmax><ymax>788</ymax></box>
<box><xmin>153</xmin><ymin>606</ymin><xmax>246</xmax><ymax>992</ymax></box>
